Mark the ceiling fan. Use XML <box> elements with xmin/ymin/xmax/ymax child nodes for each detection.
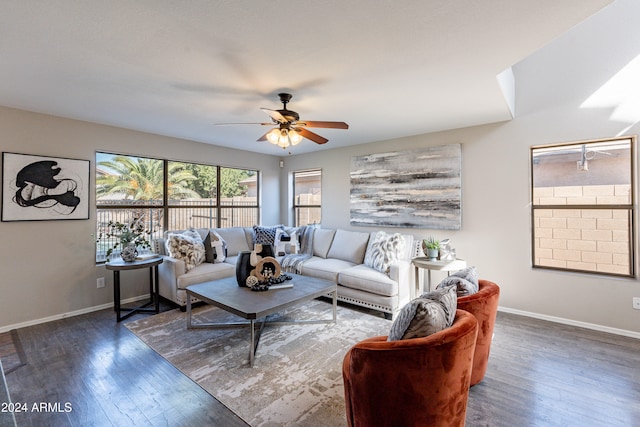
<box><xmin>216</xmin><ymin>93</ymin><xmax>349</xmax><ymax>149</ymax></box>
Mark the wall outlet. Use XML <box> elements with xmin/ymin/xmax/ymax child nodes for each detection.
<box><xmin>96</xmin><ymin>277</ymin><xmax>105</xmax><ymax>289</ymax></box>
<box><xmin>633</xmin><ymin>297</ymin><xmax>640</xmax><ymax>310</ymax></box>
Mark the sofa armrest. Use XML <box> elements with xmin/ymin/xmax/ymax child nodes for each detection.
<box><xmin>389</xmin><ymin>259</ymin><xmax>413</xmax><ymax>306</ymax></box>
<box><xmin>157</xmin><ymin>255</ymin><xmax>186</xmax><ymax>303</ymax></box>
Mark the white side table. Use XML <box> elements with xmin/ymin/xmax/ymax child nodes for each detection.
<box><xmin>412</xmin><ymin>257</ymin><xmax>467</xmax><ymax>297</ymax></box>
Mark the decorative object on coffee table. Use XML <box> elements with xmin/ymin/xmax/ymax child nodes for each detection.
<box><xmin>236</xmin><ymin>251</ymin><xmax>253</xmax><ymax>287</ymax></box>
<box><xmin>236</xmin><ymin>244</ymin><xmax>289</xmax><ymax>289</ymax></box>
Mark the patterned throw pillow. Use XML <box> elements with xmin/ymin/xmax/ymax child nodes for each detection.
<box><xmin>274</xmin><ymin>228</ymin><xmax>298</xmax><ymax>256</ymax></box>
<box><xmin>436</xmin><ymin>266</ymin><xmax>479</xmax><ymax>297</ymax></box>
<box><xmin>388</xmin><ymin>285</ymin><xmax>457</xmax><ymax>341</ymax></box>
<box><xmin>364</xmin><ymin>231</ymin><xmax>405</xmax><ymax>273</ymax></box>
<box><xmin>253</xmin><ymin>225</ymin><xmax>284</xmax><ymax>245</ymax></box>
<box><xmin>165</xmin><ymin>229</ymin><xmax>206</xmax><ymax>272</ymax></box>
<box><xmin>209</xmin><ymin>230</ymin><xmax>227</xmax><ymax>263</ymax></box>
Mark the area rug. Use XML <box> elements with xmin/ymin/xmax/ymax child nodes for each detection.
<box><xmin>0</xmin><ymin>329</ymin><xmax>27</xmax><ymax>375</ymax></box>
<box><xmin>125</xmin><ymin>299</ymin><xmax>392</xmax><ymax>427</ymax></box>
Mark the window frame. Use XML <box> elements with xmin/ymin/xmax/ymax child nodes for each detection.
<box><xmin>96</xmin><ymin>152</ymin><xmax>260</xmax><ymax>262</ymax></box>
<box><xmin>292</xmin><ymin>169</ymin><xmax>322</xmax><ymax>227</ymax></box>
<box><xmin>530</xmin><ymin>136</ymin><xmax>636</xmax><ymax>278</ymax></box>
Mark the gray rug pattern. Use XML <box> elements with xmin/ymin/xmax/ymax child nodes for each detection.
<box><xmin>125</xmin><ymin>300</ymin><xmax>392</xmax><ymax>427</ymax></box>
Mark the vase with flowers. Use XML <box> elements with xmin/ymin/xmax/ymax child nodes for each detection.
<box><xmin>97</xmin><ymin>218</ymin><xmax>152</xmax><ymax>262</ymax></box>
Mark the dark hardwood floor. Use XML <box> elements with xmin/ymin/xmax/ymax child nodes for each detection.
<box><xmin>3</xmin><ymin>300</ymin><xmax>640</xmax><ymax>426</ymax></box>
<box><xmin>4</xmin><ymin>300</ymin><xmax>248</xmax><ymax>427</ymax></box>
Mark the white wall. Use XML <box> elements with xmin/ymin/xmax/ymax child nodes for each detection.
<box><xmin>278</xmin><ymin>0</ymin><xmax>640</xmax><ymax>334</ymax></box>
<box><xmin>279</xmin><ymin>119</ymin><xmax>640</xmax><ymax>335</ymax></box>
<box><xmin>0</xmin><ymin>107</ymin><xmax>279</xmax><ymax>330</ymax></box>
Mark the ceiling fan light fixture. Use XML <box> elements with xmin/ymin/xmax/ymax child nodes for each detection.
<box><xmin>277</xmin><ymin>129</ymin><xmax>290</xmax><ymax>148</ymax></box>
<box><xmin>289</xmin><ymin>129</ymin><xmax>302</xmax><ymax>145</ymax></box>
<box><xmin>266</xmin><ymin>128</ymin><xmax>281</xmax><ymax>144</ymax></box>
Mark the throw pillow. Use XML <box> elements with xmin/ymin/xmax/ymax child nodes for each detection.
<box><xmin>209</xmin><ymin>230</ymin><xmax>227</xmax><ymax>263</ymax></box>
<box><xmin>388</xmin><ymin>285</ymin><xmax>457</xmax><ymax>341</ymax></box>
<box><xmin>364</xmin><ymin>231</ymin><xmax>406</xmax><ymax>274</ymax></box>
<box><xmin>165</xmin><ymin>229</ymin><xmax>206</xmax><ymax>272</ymax></box>
<box><xmin>203</xmin><ymin>232</ymin><xmax>215</xmax><ymax>263</ymax></box>
<box><xmin>436</xmin><ymin>266</ymin><xmax>479</xmax><ymax>297</ymax></box>
<box><xmin>274</xmin><ymin>228</ymin><xmax>298</xmax><ymax>256</ymax></box>
<box><xmin>253</xmin><ymin>225</ymin><xmax>284</xmax><ymax>246</ymax></box>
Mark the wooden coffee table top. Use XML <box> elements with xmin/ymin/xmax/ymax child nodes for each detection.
<box><xmin>186</xmin><ymin>273</ymin><xmax>336</xmax><ymax>320</ymax></box>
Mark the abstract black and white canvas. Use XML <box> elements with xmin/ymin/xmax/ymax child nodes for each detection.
<box><xmin>350</xmin><ymin>144</ymin><xmax>461</xmax><ymax>229</ymax></box>
<box><xmin>2</xmin><ymin>152</ymin><xmax>90</xmax><ymax>221</ymax></box>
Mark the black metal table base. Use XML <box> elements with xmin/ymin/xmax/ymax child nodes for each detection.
<box><xmin>108</xmin><ymin>259</ymin><xmax>162</xmax><ymax>322</ymax></box>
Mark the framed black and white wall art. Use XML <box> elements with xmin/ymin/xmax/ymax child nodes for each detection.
<box><xmin>350</xmin><ymin>144</ymin><xmax>461</xmax><ymax>229</ymax></box>
<box><xmin>2</xmin><ymin>152</ymin><xmax>90</xmax><ymax>221</ymax></box>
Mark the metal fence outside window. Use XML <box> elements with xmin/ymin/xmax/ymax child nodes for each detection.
<box><xmin>96</xmin><ymin>199</ymin><xmax>257</xmax><ymax>262</ymax></box>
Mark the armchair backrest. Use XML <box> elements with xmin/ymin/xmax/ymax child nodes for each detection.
<box><xmin>457</xmin><ymin>279</ymin><xmax>500</xmax><ymax>386</ymax></box>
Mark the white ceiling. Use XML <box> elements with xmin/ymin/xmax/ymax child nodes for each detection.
<box><xmin>0</xmin><ymin>0</ymin><xmax>613</xmax><ymax>155</ymax></box>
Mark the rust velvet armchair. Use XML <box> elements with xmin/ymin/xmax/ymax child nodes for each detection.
<box><xmin>342</xmin><ymin>309</ymin><xmax>478</xmax><ymax>427</ymax></box>
<box><xmin>456</xmin><ymin>279</ymin><xmax>500</xmax><ymax>386</ymax></box>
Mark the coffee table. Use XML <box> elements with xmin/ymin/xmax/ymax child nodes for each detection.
<box><xmin>186</xmin><ymin>274</ymin><xmax>337</xmax><ymax>367</ymax></box>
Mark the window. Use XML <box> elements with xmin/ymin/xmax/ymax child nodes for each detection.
<box><xmin>531</xmin><ymin>136</ymin><xmax>635</xmax><ymax>277</ymax></box>
<box><xmin>293</xmin><ymin>169</ymin><xmax>322</xmax><ymax>226</ymax></box>
<box><xmin>96</xmin><ymin>152</ymin><xmax>259</xmax><ymax>262</ymax></box>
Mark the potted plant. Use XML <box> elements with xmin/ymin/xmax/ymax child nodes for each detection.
<box><xmin>97</xmin><ymin>218</ymin><xmax>152</xmax><ymax>262</ymax></box>
<box><xmin>422</xmin><ymin>237</ymin><xmax>440</xmax><ymax>261</ymax></box>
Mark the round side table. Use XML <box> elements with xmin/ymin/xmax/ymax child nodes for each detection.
<box><xmin>412</xmin><ymin>257</ymin><xmax>467</xmax><ymax>297</ymax></box>
<box><xmin>105</xmin><ymin>256</ymin><xmax>163</xmax><ymax>322</ymax></box>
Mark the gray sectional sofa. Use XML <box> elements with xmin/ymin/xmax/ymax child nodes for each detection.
<box><xmin>154</xmin><ymin>226</ymin><xmax>414</xmax><ymax>319</ymax></box>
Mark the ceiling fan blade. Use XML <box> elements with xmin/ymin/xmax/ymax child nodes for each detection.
<box><xmin>257</xmin><ymin>131</ymin><xmax>270</xmax><ymax>141</ymax></box>
<box><xmin>298</xmin><ymin>120</ymin><xmax>349</xmax><ymax>129</ymax></box>
<box><xmin>260</xmin><ymin>108</ymin><xmax>287</xmax><ymax>123</ymax></box>
<box><xmin>297</xmin><ymin>128</ymin><xmax>328</xmax><ymax>145</ymax></box>
<box><xmin>213</xmin><ymin>122</ymin><xmax>272</xmax><ymax>126</ymax></box>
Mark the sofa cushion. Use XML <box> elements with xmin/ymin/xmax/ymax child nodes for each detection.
<box><xmin>215</xmin><ymin>227</ymin><xmax>251</xmax><ymax>256</ymax></box>
<box><xmin>364</xmin><ymin>231</ymin><xmax>406</xmax><ymax>273</ymax></box>
<box><xmin>326</xmin><ymin>229</ymin><xmax>370</xmax><ymax>264</ymax></box>
<box><xmin>436</xmin><ymin>266</ymin><xmax>479</xmax><ymax>297</ymax></box>
<box><xmin>176</xmin><ymin>262</ymin><xmax>235</xmax><ymax>289</ymax></box>
<box><xmin>338</xmin><ymin>264</ymin><xmax>398</xmax><ymax>297</ymax></box>
<box><xmin>388</xmin><ymin>285</ymin><xmax>457</xmax><ymax>341</ymax></box>
<box><xmin>301</xmin><ymin>257</ymin><xmax>355</xmax><ymax>282</ymax></box>
<box><xmin>165</xmin><ymin>229</ymin><xmax>206</xmax><ymax>272</ymax></box>
<box><xmin>313</xmin><ymin>228</ymin><xmax>336</xmax><ymax>258</ymax></box>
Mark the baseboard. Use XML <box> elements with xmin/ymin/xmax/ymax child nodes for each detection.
<box><xmin>0</xmin><ymin>294</ymin><xmax>151</xmax><ymax>334</ymax></box>
<box><xmin>3</xmin><ymin>297</ymin><xmax>638</xmax><ymax>339</ymax></box>
<box><xmin>498</xmin><ymin>306</ymin><xmax>640</xmax><ymax>340</ymax></box>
